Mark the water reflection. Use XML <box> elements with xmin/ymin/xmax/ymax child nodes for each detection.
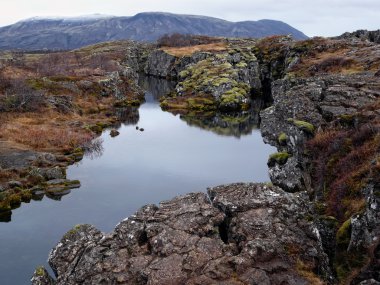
<box><xmin>83</xmin><ymin>137</ymin><xmax>104</xmax><ymax>160</ymax></box>
<box><xmin>137</xmin><ymin>75</ymin><xmax>266</xmax><ymax>138</ymax></box>
<box><xmin>0</xmin><ymin>211</ymin><xmax>11</xmax><ymax>223</ymax></box>
<box><xmin>138</xmin><ymin>75</ymin><xmax>176</xmax><ymax>101</ymax></box>
<box><xmin>114</xmin><ymin>107</ymin><xmax>140</xmax><ymax>127</ymax></box>
<box><xmin>180</xmin><ymin>111</ymin><xmax>259</xmax><ymax>138</ymax></box>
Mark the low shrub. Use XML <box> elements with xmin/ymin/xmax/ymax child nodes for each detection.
<box><xmin>157</xmin><ymin>33</ymin><xmax>221</xmax><ymax>47</ymax></box>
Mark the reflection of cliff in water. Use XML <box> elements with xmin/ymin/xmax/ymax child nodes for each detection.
<box><xmin>181</xmin><ymin>98</ymin><xmax>267</xmax><ymax>138</ymax></box>
<box><xmin>137</xmin><ymin>74</ymin><xmax>264</xmax><ymax>138</ymax></box>
<box><xmin>138</xmin><ymin>75</ymin><xmax>176</xmax><ymax>101</ymax></box>
<box><xmin>114</xmin><ymin>107</ymin><xmax>140</xmax><ymax>127</ymax></box>
<box><xmin>180</xmin><ymin>110</ymin><xmax>260</xmax><ymax>138</ymax></box>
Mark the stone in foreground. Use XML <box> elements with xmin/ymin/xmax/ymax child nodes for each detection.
<box><xmin>32</xmin><ymin>183</ymin><xmax>331</xmax><ymax>285</ymax></box>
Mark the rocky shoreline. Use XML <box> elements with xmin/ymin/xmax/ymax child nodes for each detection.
<box><xmin>32</xmin><ymin>183</ymin><xmax>331</xmax><ymax>285</ymax></box>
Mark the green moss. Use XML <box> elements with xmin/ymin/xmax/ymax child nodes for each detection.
<box><xmin>219</xmin><ymin>87</ymin><xmax>248</xmax><ymax>111</ymax></box>
<box><xmin>187</xmin><ymin>97</ymin><xmax>216</xmax><ymax>111</ymax></box>
<box><xmin>114</xmin><ymin>98</ymin><xmax>141</xmax><ymax>107</ymax></box>
<box><xmin>278</xmin><ymin>132</ymin><xmax>288</xmax><ymax>145</ymax></box>
<box><xmin>336</xmin><ymin>218</ymin><xmax>351</xmax><ymax>246</ymax></box>
<box><xmin>8</xmin><ymin>194</ymin><xmax>22</xmax><ymax>206</ymax></box>
<box><xmin>64</xmin><ymin>180</ymin><xmax>81</xmax><ymax>187</ymax></box>
<box><xmin>27</xmin><ymin>78</ymin><xmax>46</xmax><ymax>90</ymax></box>
<box><xmin>96</xmin><ymin>122</ymin><xmax>110</xmax><ymax>129</ymax></box>
<box><xmin>21</xmin><ymin>190</ymin><xmax>32</xmax><ymax>202</ymax></box>
<box><xmin>268</xmin><ymin>152</ymin><xmax>291</xmax><ymax>166</ymax></box>
<box><xmin>220</xmin><ymin>114</ymin><xmax>251</xmax><ymax>124</ymax></box>
<box><xmin>35</xmin><ymin>266</ymin><xmax>45</xmax><ymax>277</ymax></box>
<box><xmin>89</xmin><ymin>124</ymin><xmax>103</xmax><ymax>134</ymax></box>
<box><xmin>0</xmin><ymin>201</ymin><xmax>11</xmax><ymax>212</ymax></box>
<box><xmin>305</xmin><ymin>214</ymin><xmax>314</xmax><ymax>222</ymax></box>
<box><xmin>64</xmin><ymin>224</ymin><xmax>83</xmax><ymax>239</ymax></box>
<box><xmin>160</xmin><ymin>99</ymin><xmax>188</xmax><ymax>110</ymax></box>
<box><xmin>339</xmin><ymin>114</ymin><xmax>356</xmax><ymax>126</ymax></box>
<box><xmin>315</xmin><ymin>202</ymin><xmax>327</xmax><ymax>215</ymax></box>
<box><xmin>27</xmin><ymin>78</ymin><xmax>71</xmax><ymax>95</ymax></box>
<box><xmin>334</xmin><ymin>217</ymin><xmax>368</xmax><ymax>283</ymax></box>
<box><xmin>179</xmin><ymin>69</ymin><xmax>190</xmax><ymax>78</ymax></box>
<box><xmin>287</xmin><ymin>118</ymin><xmax>315</xmax><ymax>134</ymax></box>
<box><xmin>211</xmin><ymin>77</ymin><xmax>230</xmax><ymax>87</ymax></box>
<box><xmin>235</xmin><ymin>61</ymin><xmax>248</xmax><ymax>68</ymax></box>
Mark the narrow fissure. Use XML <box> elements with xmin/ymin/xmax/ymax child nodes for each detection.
<box><xmin>218</xmin><ymin>217</ymin><xmax>231</xmax><ymax>244</ymax></box>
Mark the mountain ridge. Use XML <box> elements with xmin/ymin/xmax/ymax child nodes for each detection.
<box><xmin>0</xmin><ymin>12</ymin><xmax>308</xmax><ymax>50</ymax></box>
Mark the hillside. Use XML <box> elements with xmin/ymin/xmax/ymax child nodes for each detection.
<box><xmin>0</xmin><ymin>12</ymin><xmax>308</xmax><ymax>50</ymax></box>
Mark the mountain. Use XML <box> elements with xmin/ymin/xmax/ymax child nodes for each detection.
<box><xmin>0</xmin><ymin>12</ymin><xmax>308</xmax><ymax>50</ymax></box>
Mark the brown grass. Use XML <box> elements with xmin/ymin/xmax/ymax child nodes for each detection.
<box><xmin>0</xmin><ymin>124</ymin><xmax>93</xmax><ymax>151</ymax></box>
<box><xmin>289</xmin><ymin>39</ymin><xmax>380</xmax><ymax>77</ymax></box>
<box><xmin>296</xmin><ymin>259</ymin><xmax>326</xmax><ymax>285</ymax></box>
<box><xmin>162</xmin><ymin>42</ymin><xmax>228</xmax><ymax>57</ymax></box>
<box><xmin>307</xmin><ymin>123</ymin><xmax>380</xmax><ymax>222</ymax></box>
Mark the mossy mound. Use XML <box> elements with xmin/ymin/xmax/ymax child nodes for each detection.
<box><xmin>278</xmin><ymin>132</ymin><xmax>288</xmax><ymax>145</ymax></box>
<box><xmin>163</xmin><ymin>46</ymin><xmax>259</xmax><ymax>113</ymax></box>
<box><xmin>287</xmin><ymin>118</ymin><xmax>315</xmax><ymax>134</ymax></box>
<box><xmin>268</xmin><ymin>152</ymin><xmax>291</xmax><ymax>167</ymax></box>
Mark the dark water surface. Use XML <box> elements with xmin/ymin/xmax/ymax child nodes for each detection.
<box><xmin>0</xmin><ymin>77</ymin><xmax>275</xmax><ymax>285</ymax></box>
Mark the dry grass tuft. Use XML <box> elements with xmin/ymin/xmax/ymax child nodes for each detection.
<box><xmin>162</xmin><ymin>42</ymin><xmax>228</xmax><ymax>57</ymax></box>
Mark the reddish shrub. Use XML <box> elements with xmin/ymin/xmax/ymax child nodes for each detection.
<box><xmin>157</xmin><ymin>33</ymin><xmax>221</xmax><ymax>47</ymax></box>
<box><xmin>312</xmin><ymin>56</ymin><xmax>354</xmax><ymax>73</ymax></box>
<box><xmin>307</xmin><ymin>124</ymin><xmax>379</xmax><ymax>221</ymax></box>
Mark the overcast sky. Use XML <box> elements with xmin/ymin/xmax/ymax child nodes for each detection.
<box><xmin>0</xmin><ymin>0</ymin><xmax>378</xmax><ymax>37</ymax></box>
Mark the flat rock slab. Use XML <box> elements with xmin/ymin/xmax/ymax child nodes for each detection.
<box><xmin>33</xmin><ymin>183</ymin><xmax>331</xmax><ymax>285</ymax></box>
<box><xmin>0</xmin><ymin>141</ymin><xmax>39</xmax><ymax>169</ymax></box>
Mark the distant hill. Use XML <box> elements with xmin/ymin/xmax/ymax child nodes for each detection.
<box><xmin>0</xmin><ymin>12</ymin><xmax>308</xmax><ymax>50</ymax></box>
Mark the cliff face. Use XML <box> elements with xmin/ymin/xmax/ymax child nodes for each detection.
<box><xmin>32</xmin><ymin>32</ymin><xmax>380</xmax><ymax>284</ymax></box>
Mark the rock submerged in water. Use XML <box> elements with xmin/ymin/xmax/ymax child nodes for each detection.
<box><xmin>110</xmin><ymin>129</ymin><xmax>120</xmax><ymax>137</ymax></box>
<box><xmin>32</xmin><ymin>183</ymin><xmax>331</xmax><ymax>285</ymax></box>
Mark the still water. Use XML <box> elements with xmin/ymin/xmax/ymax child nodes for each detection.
<box><xmin>0</xmin><ymin>77</ymin><xmax>275</xmax><ymax>285</ymax></box>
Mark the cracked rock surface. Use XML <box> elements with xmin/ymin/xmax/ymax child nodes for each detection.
<box><xmin>32</xmin><ymin>183</ymin><xmax>331</xmax><ymax>285</ymax></box>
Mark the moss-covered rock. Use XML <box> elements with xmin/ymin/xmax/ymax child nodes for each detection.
<box><xmin>336</xmin><ymin>218</ymin><xmax>351</xmax><ymax>247</ymax></box>
<box><xmin>287</xmin><ymin>118</ymin><xmax>315</xmax><ymax>134</ymax></box>
<box><xmin>268</xmin><ymin>152</ymin><xmax>291</xmax><ymax>167</ymax></box>
<box><xmin>278</xmin><ymin>132</ymin><xmax>288</xmax><ymax>145</ymax></box>
<box><xmin>161</xmin><ymin>45</ymin><xmax>260</xmax><ymax>113</ymax></box>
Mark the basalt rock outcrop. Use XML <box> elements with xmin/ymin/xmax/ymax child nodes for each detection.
<box><xmin>145</xmin><ymin>40</ymin><xmax>263</xmax><ymax>112</ymax></box>
<box><xmin>32</xmin><ymin>183</ymin><xmax>331</xmax><ymax>285</ymax></box>
<box><xmin>336</xmin><ymin>30</ymin><xmax>380</xmax><ymax>44</ymax></box>
<box><xmin>260</xmin><ymin>73</ymin><xmax>380</xmax><ymax>193</ymax></box>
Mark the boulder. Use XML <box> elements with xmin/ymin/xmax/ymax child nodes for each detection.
<box><xmin>32</xmin><ymin>183</ymin><xmax>331</xmax><ymax>285</ymax></box>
